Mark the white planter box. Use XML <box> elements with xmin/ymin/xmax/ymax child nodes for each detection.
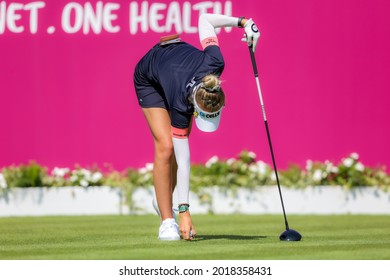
<box><xmin>0</xmin><ymin>186</ymin><xmax>124</xmax><ymax>217</ymax></box>
<box><xmin>194</xmin><ymin>186</ymin><xmax>390</xmax><ymax>215</ymax></box>
<box><xmin>0</xmin><ymin>186</ymin><xmax>389</xmax><ymax>217</ymax></box>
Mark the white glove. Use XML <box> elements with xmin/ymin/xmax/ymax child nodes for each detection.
<box><xmin>241</xmin><ymin>18</ymin><xmax>260</xmax><ymax>52</ymax></box>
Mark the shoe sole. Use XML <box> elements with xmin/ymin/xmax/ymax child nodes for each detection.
<box><xmin>158</xmin><ymin>236</ymin><xmax>181</xmax><ymax>241</ymax></box>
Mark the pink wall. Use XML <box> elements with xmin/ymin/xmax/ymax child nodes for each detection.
<box><xmin>1</xmin><ymin>0</ymin><xmax>390</xmax><ymax>171</ymax></box>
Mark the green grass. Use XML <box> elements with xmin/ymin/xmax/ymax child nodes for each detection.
<box><xmin>0</xmin><ymin>215</ymin><xmax>389</xmax><ymax>260</ymax></box>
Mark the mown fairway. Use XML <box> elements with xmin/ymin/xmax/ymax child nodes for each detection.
<box><xmin>0</xmin><ymin>215</ymin><xmax>389</xmax><ymax>260</ymax></box>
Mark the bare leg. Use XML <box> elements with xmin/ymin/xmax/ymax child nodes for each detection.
<box><xmin>142</xmin><ymin>108</ymin><xmax>174</xmax><ymax>221</ymax></box>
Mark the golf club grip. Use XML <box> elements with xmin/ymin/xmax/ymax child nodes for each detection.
<box><xmin>249</xmin><ymin>47</ymin><xmax>259</xmax><ymax>77</ymax></box>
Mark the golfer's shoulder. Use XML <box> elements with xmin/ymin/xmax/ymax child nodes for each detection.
<box><xmin>203</xmin><ymin>45</ymin><xmax>224</xmax><ymax>64</ymax></box>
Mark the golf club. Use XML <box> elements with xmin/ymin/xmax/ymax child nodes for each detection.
<box><xmin>248</xmin><ymin>46</ymin><xmax>302</xmax><ymax>241</ymax></box>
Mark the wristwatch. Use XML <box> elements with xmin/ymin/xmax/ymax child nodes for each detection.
<box><xmin>179</xmin><ymin>204</ymin><xmax>189</xmax><ymax>213</ymax></box>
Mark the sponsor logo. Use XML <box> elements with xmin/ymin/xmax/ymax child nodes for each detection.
<box><xmin>251</xmin><ymin>24</ymin><xmax>259</xmax><ymax>33</ymax></box>
<box><xmin>186</xmin><ymin>77</ymin><xmax>196</xmax><ymax>88</ymax></box>
<box><xmin>205</xmin><ymin>38</ymin><xmax>218</xmax><ymax>45</ymax></box>
<box><xmin>199</xmin><ymin>111</ymin><xmax>220</xmax><ymax>119</ymax></box>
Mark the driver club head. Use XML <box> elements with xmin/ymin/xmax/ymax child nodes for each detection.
<box><xmin>279</xmin><ymin>229</ymin><xmax>302</xmax><ymax>241</ymax></box>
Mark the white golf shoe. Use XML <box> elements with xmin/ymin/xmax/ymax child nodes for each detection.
<box><xmin>158</xmin><ymin>218</ymin><xmax>180</xmax><ymax>241</ymax></box>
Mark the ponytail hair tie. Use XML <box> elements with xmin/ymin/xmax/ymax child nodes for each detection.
<box><xmin>203</xmin><ymin>85</ymin><xmax>221</xmax><ymax>93</ymax></box>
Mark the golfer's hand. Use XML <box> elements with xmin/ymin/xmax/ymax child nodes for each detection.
<box><xmin>242</xmin><ymin>18</ymin><xmax>260</xmax><ymax>52</ymax></box>
<box><xmin>179</xmin><ymin>211</ymin><xmax>196</xmax><ymax>240</ymax></box>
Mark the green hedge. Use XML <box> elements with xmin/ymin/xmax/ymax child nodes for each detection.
<box><xmin>1</xmin><ymin>151</ymin><xmax>389</xmax><ymax>192</ymax></box>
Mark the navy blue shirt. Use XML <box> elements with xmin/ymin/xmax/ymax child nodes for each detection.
<box><xmin>134</xmin><ymin>42</ymin><xmax>224</xmax><ymax>129</ymax></box>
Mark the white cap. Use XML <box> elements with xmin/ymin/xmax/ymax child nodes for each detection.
<box><xmin>193</xmin><ymin>96</ymin><xmax>223</xmax><ymax>132</ymax></box>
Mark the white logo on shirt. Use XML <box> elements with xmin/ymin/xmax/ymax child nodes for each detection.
<box><xmin>186</xmin><ymin>77</ymin><xmax>196</xmax><ymax>88</ymax></box>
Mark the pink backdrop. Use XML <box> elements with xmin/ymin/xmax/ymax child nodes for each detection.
<box><xmin>1</xmin><ymin>0</ymin><xmax>390</xmax><ymax>171</ymax></box>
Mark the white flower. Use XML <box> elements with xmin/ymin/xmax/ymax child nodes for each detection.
<box><xmin>350</xmin><ymin>153</ymin><xmax>359</xmax><ymax>160</ymax></box>
<box><xmin>306</xmin><ymin>160</ymin><xmax>313</xmax><ymax>171</ymax></box>
<box><xmin>249</xmin><ymin>164</ymin><xmax>257</xmax><ymax>173</ymax></box>
<box><xmin>342</xmin><ymin>158</ymin><xmax>354</xmax><ymax>168</ymax></box>
<box><xmin>138</xmin><ymin>167</ymin><xmax>148</xmax><ymax>174</ymax></box>
<box><xmin>205</xmin><ymin>156</ymin><xmax>219</xmax><ymax>168</ymax></box>
<box><xmin>80</xmin><ymin>179</ymin><xmax>89</xmax><ymax>187</ymax></box>
<box><xmin>240</xmin><ymin>163</ymin><xmax>249</xmax><ymax>172</ymax></box>
<box><xmin>80</xmin><ymin>169</ymin><xmax>92</xmax><ymax>180</ymax></box>
<box><xmin>255</xmin><ymin>161</ymin><xmax>268</xmax><ymax>175</ymax></box>
<box><xmin>270</xmin><ymin>172</ymin><xmax>277</xmax><ymax>182</ymax></box>
<box><xmin>145</xmin><ymin>163</ymin><xmax>154</xmax><ymax>172</ymax></box>
<box><xmin>52</xmin><ymin>167</ymin><xmax>69</xmax><ymax>177</ymax></box>
<box><xmin>138</xmin><ymin>162</ymin><xmax>153</xmax><ymax>174</ymax></box>
<box><xmin>226</xmin><ymin>158</ymin><xmax>236</xmax><ymax>165</ymax></box>
<box><xmin>248</xmin><ymin>151</ymin><xmax>257</xmax><ymax>159</ymax></box>
<box><xmin>91</xmin><ymin>172</ymin><xmax>103</xmax><ymax>183</ymax></box>
<box><xmin>70</xmin><ymin>175</ymin><xmax>78</xmax><ymax>183</ymax></box>
<box><xmin>331</xmin><ymin>166</ymin><xmax>339</xmax><ymax>173</ymax></box>
<box><xmin>325</xmin><ymin>160</ymin><xmax>334</xmax><ymax>173</ymax></box>
<box><xmin>313</xmin><ymin>169</ymin><xmax>323</xmax><ymax>182</ymax></box>
<box><xmin>355</xmin><ymin>162</ymin><xmax>365</xmax><ymax>172</ymax></box>
<box><xmin>0</xmin><ymin>173</ymin><xmax>7</xmax><ymax>189</ymax></box>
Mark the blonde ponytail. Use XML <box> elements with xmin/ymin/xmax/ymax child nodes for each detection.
<box><xmin>202</xmin><ymin>75</ymin><xmax>220</xmax><ymax>91</ymax></box>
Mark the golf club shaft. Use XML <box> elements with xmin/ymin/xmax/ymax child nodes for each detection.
<box><xmin>249</xmin><ymin>47</ymin><xmax>290</xmax><ymax>231</ymax></box>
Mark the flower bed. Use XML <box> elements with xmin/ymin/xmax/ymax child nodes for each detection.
<box><xmin>1</xmin><ymin>151</ymin><xmax>389</xmax><ymax>191</ymax></box>
<box><xmin>0</xmin><ymin>151</ymin><xmax>389</xmax><ymax>216</ymax></box>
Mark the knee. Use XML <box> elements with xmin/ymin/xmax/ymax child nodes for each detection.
<box><xmin>155</xmin><ymin>139</ymin><xmax>174</xmax><ymax>162</ymax></box>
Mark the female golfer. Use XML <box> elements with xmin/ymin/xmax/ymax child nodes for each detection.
<box><xmin>134</xmin><ymin>13</ymin><xmax>260</xmax><ymax>240</ymax></box>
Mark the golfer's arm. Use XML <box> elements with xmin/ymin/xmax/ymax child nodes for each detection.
<box><xmin>171</xmin><ymin>129</ymin><xmax>190</xmax><ymax>205</ymax></box>
<box><xmin>199</xmin><ymin>13</ymin><xmax>247</xmax><ymax>48</ymax></box>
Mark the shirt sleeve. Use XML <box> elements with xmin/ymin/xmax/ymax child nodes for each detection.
<box><xmin>203</xmin><ymin>45</ymin><xmax>225</xmax><ymax>75</ymax></box>
<box><xmin>198</xmin><ymin>13</ymin><xmax>239</xmax><ymax>49</ymax></box>
<box><xmin>172</xmin><ymin>137</ymin><xmax>190</xmax><ymax>205</ymax></box>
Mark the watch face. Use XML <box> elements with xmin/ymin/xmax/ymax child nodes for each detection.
<box><xmin>179</xmin><ymin>205</ymin><xmax>189</xmax><ymax>212</ymax></box>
